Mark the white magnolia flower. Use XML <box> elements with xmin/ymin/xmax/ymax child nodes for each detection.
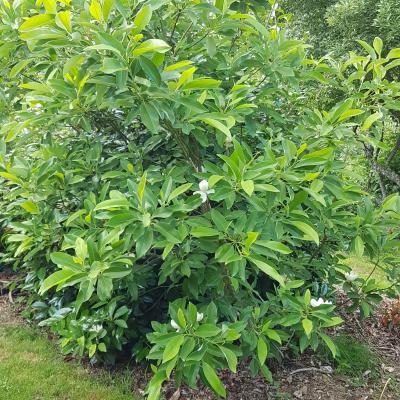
<box><xmin>196</xmin><ymin>312</ymin><xmax>204</xmax><ymax>322</ymax></box>
<box><xmin>344</xmin><ymin>271</ymin><xmax>358</xmax><ymax>282</ymax></box>
<box><xmin>194</xmin><ymin>179</ymin><xmax>215</xmax><ymax>203</ymax></box>
<box><xmin>170</xmin><ymin>319</ymin><xmax>180</xmax><ymax>332</ymax></box>
<box><xmin>310</xmin><ymin>297</ymin><xmax>332</xmax><ymax>307</ymax></box>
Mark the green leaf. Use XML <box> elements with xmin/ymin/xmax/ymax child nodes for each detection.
<box><xmin>94</xmin><ymin>198</ymin><xmax>130</xmax><ymax>211</ymax></box>
<box><xmin>286</xmin><ymin>221</ymin><xmax>319</xmax><ymax>245</ymax></box>
<box><xmin>102</xmin><ymin>0</ymin><xmax>113</xmax><ymax>21</ymax></box>
<box><xmin>168</xmin><ymin>183</ymin><xmax>193</xmax><ymax>202</ymax></box>
<box><xmin>304</xmin><ymin>289</ymin><xmax>311</xmax><ymax>305</ymax></box>
<box><xmin>373</xmin><ymin>37</ymin><xmax>383</xmax><ymax>57</ymax></box>
<box><xmin>319</xmin><ymin>332</ymin><xmax>337</xmax><ymax>357</ymax></box>
<box><xmin>98</xmin><ymin>342</ymin><xmax>107</xmax><ymax>352</ymax></box>
<box><xmin>241</xmin><ymin>180</ymin><xmax>254</xmax><ymax>196</ymax></box>
<box><xmin>101</xmin><ymin>58</ymin><xmax>127</xmax><ymax>74</ymax></box>
<box><xmin>196</xmin><ymin>324</ymin><xmax>221</xmax><ymax>338</ymax></box>
<box><xmin>353</xmin><ymin>235</ymin><xmax>364</xmax><ymax>257</ymax></box>
<box><xmin>248</xmin><ymin>256</ymin><xmax>285</xmax><ymax>286</ymax></box>
<box><xmin>257</xmin><ymin>337</ymin><xmax>268</xmax><ymax>365</ymax></box>
<box><xmin>357</xmin><ymin>39</ymin><xmax>376</xmax><ymax>59</ymax></box>
<box><xmin>133</xmin><ymin>4</ymin><xmax>152</xmax><ymax>34</ymax></box>
<box><xmin>302</xmin><ymin>318</ymin><xmax>313</xmax><ymax>337</ymax></box>
<box><xmin>75</xmin><ymin>280</ymin><xmax>95</xmax><ymax>313</ymax></box>
<box><xmin>386</xmin><ymin>48</ymin><xmax>400</xmax><ymax>60</ymax></box>
<box><xmin>140</xmin><ymin>102</ymin><xmax>159</xmax><ymax>134</ymax></box>
<box><xmin>244</xmin><ymin>231</ymin><xmax>258</xmax><ymax>250</ymax></box>
<box><xmin>19</xmin><ymin>14</ymin><xmax>54</xmax><ymax>31</ymax></box>
<box><xmin>321</xmin><ymin>316</ymin><xmax>343</xmax><ymax>328</ymax></box>
<box><xmin>202</xmin><ymin>362</ymin><xmax>226</xmax><ymax>398</ymax></box>
<box><xmin>89</xmin><ymin>344</ymin><xmax>97</xmax><ymax>358</ymax></box>
<box><xmin>360</xmin><ymin>112</ymin><xmax>382</xmax><ymax>132</ymax></box>
<box><xmin>164</xmin><ymin>60</ymin><xmax>193</xmax><ymax>72</ymax></box>
<box><xmin>264</xmin><ymin>329</ymin><xmax>282</xmax><ymax>344</ymax></box>
<box><xmin>194</xmin><ymin>117</ymin><xmax>231</xmax><ymax>138</ymax></box>
<box><xmin>182</xmin><ymin>78</ymin><xmax>221</xmax><ymax>90</ymax></box>
<box><xmin>55</xmin><ymin>11</ymin><xmax>72</xmax><ymax>33</ymax></box>
<box><xmin>0</xmin><ymin>172</ymin><xmax>23</xmax><ymax>184</ymax></box>
<box><xmin>256</xmin><ymin>240</ymin><xmax>292</xmax><ymax>254</ymax></box>
<box><xmin>254</xmin><ymin>184</ymin><xmax>280</xmax><ymax>193</ymax></box>
<box><xmin>75</xmin><ymin>238</ymin><xmax>88</xmax><ymax>261</ymax></box>
<box><xmin>20</xmin><ymin>200</ymin><xmax>39</xmax><ymax>214</ymax></box>
<box><xmin>9</xmin><ymin>59</ymin><xmax>32</xmax><ymax>78</ymax></box>
<box><xmin>220</xmin><ymin>346</ymin><xmax>237</xmax><ymax>373</ymax></box>
<box><xmin>115</xmin><ymin>319</ymin><xmax>128</xmax><ymax>328</ymax></box>
<box><xmin>89</xmin><ymin>0</ymin><xmax>102</xmax><ymax>21</ymax></box>
<box><xmin>133</xmin><ymin>39</ymin><xmax>170</xmax><ymax>56</ymax></box>
<box><xmin>337</xmin><ymin>109</ymin><xmax>364</xmax><ymax>122</ymax></box>
<box><xmin>137</xmin><ymin>171</ymin><xmax>147</xmax><ymax>206</ymax></box>
<box><xmin>162</xmin><ymin>335</ymin><xmax>184</xmax><ymax>363</ymax></box>
<box><xmin>50</xmin><ymin>252</ymin><xmax>82</xmax><ymax>272</ymax></box>
<box><xmin>139</xmin><ymin>57</ymin><xmax>161</xmax><ymax>85</ymax></box>
<box><xmin>136</xmin><ymin>229</ymin><xmax>153</xmax><ymax>258</ymax></box>
<box><xmin>176</xmin><ymin>66</ymin><xmax>197</xmax><ymax>89</ymax></box>
<box><xmin>215</xmin><ymin>0</ymin><xmax>225</xmax><ymax>11</ymax></box>
<box><xmin>191</xmin><ymin>226</ymin><xmax>219</xmax><ymax>238</ymax></box>
<box><xmin>97</xmin><ymin>276</ymin><xmax>113</xmax><ymax>300</ymax></box>
<box><xmin>39</xmin><ymin>270</ymin><xmax>78</xmax><ymax>295</ymax></box>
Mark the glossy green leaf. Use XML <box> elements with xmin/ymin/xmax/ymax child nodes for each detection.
<box><xmin>257</xmin><ymin>337</ymin><xmax>268</xmax><ymax>365</ymax></box>
<box><xmin>162</xmin><ymin>335</ymin><xmax>184</xmax><ymax>363</ymax></box>
<box><xmin>202</xmin><ymin>362</ymin><xmax>226</xmax><ymax>398</ymax></box>
<box><xmin>286</xmin><ymin>221</ymin><xmax>319</xmax><ymax>245</ymax></box>
<box><xmin>302</xmin><ymin>318</ymin><xmax>313</xmax><ymax>337</ymax></box>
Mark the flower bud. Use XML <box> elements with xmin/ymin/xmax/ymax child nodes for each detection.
<box><xmin>199</xmin><ymin>180</ymin><xmax>209</xmax><ymax>193</ymax></box>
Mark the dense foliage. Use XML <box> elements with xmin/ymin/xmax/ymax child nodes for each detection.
<box><xmin>282</xmin><ymin>0</ymin><xmax>400</xmax><ymax>199</ymax></box>
<box><xmin>282</xmin><ymin>0</ymin><xmax>400</xmax><ymax>56</ymax></box>
<box><xmin>0</xmin><ymin>1</ymin><xmax>399</xmax><ymax>399</ymax></box>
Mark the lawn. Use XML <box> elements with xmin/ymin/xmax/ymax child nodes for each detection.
<box><xmin>344</xmin><ymin>256</ymin><xmax>391</xmax><ymax>287</ymax></box>
<box><xmin>0</xmin><ymin>302</ymin><xmax>139</xmax><ymax>400</ymax></box>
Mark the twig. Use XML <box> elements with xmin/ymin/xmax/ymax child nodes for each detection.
<box><xmin>379</xmin><ymin>378</ymin><xmax>391</xmax><ymax>400</ymax></box>
<box><xmin>170</xmin><ymin>10</ymin><xmax>182</xmax><ymax>50</ymax></box>
<box><xmin>290</xmin><ymin>367</ymin><xmax>332</xmax><ymax>375</ymax></box>
<box><xmin>8</xmin><ymin>290</ymin><xmax>13</xmax><ymax>304</ymax></box>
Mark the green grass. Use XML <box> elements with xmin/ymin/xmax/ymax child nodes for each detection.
<box><xmin>0</xmin><ymin>325</ymin><xmax>140</xmax><ymax>400</ymax></box>
<box><xmin>343</xmin><ymin>256</ymin><xmax>390</xmax><ymax>287</ymax></box>
<box><xmin>318</xmin><ymin>334</ymin><xmax>380</xmax><ymax>385</ymax></box>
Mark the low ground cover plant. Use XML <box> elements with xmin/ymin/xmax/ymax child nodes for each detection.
<box><xmin>0</xmin><ymin>0</ymin><xmax>399</xmax><ymax>398</ymax></box>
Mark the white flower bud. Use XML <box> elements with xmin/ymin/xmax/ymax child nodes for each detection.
<box><xmin>170</xmin><ymin>320</ymin><xmax>180</xmax><ymax>331</ymax></box>
<box><xmin>196</xmin><ymin>312</ymin><xmax>204</xmax><ymax>322</ymax></box>
<box><xmin>199</xmin><ymin>180</ymin><xmax>209</xmax><ymax>193</ymax></box>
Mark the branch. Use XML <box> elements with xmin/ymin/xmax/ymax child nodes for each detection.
<box><xmin>170</xmin><ymin>10</ymin><xmax>182</xmax><ymax>50</ymax></box>
<box><xmin>385</xmin><ymin>134</ymin><xmax>400</xmax><ymax>166</ymax></box>
<box><xmin>371</xmin><ymin>160</ymin><xmax>400</xmax><ymax>187</ymax></box>
<box><xmin>364</xmin><ymin>144</ymin><xmax>400</xmax><ymax>187</ymax></box>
